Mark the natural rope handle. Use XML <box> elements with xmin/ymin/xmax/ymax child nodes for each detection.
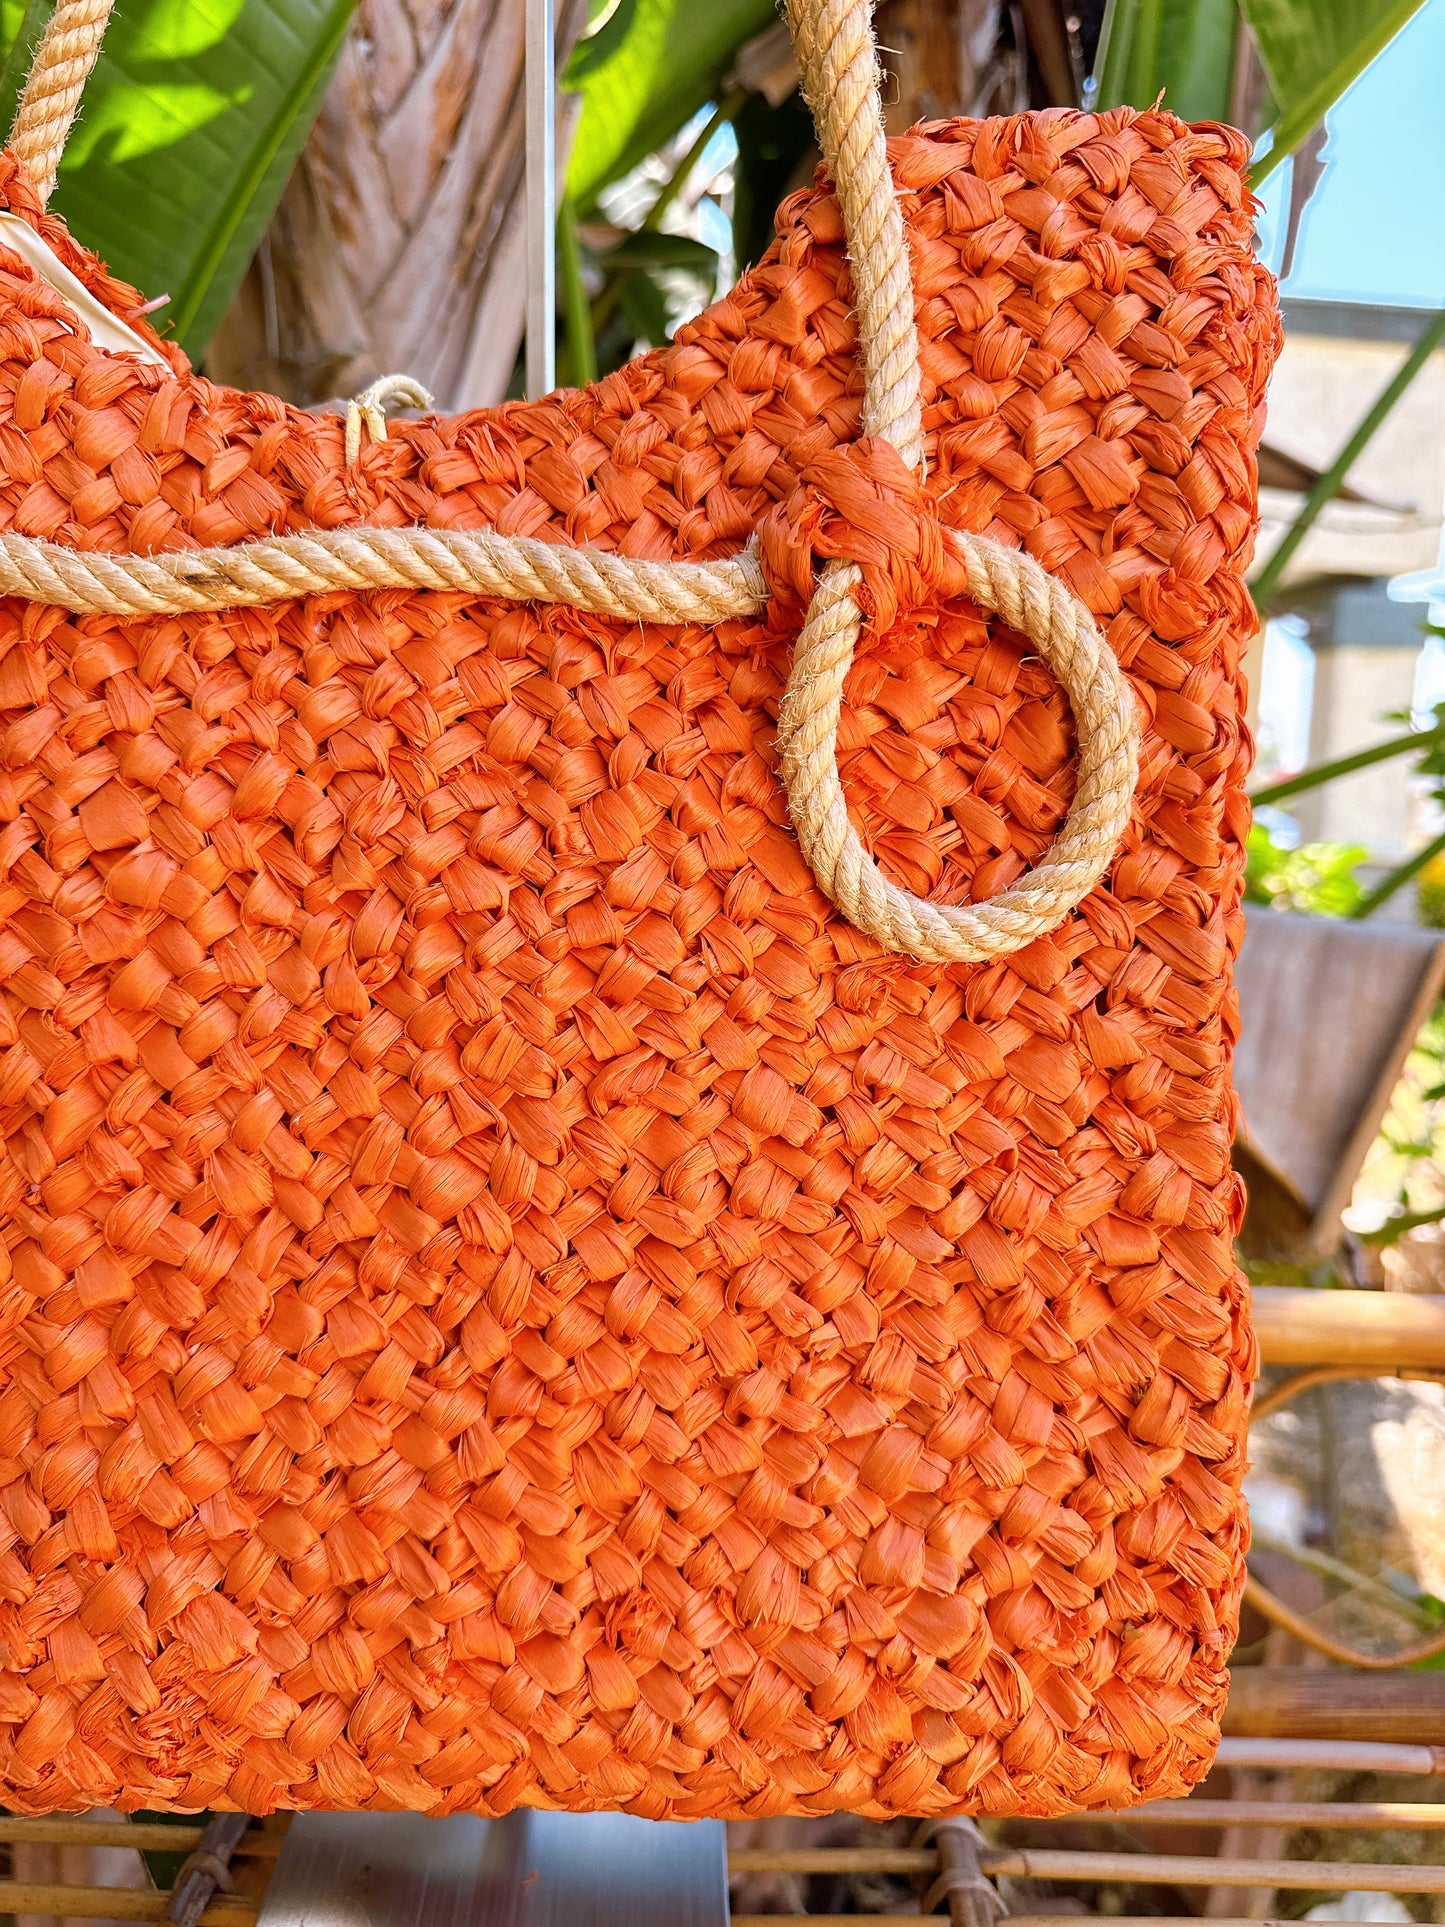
<box><xmin>9</xmin><ymin>0</ymin><xmax>113</xmax><ymax>206</ymax></box>
<box><xmin>4</xmin><ymin>0</ymin><xmax>1140</xmax><ymax>966</ymax></box>
<box><xmin>775</xmin><ymin>0</ymin><xmax>1138</xmax><ymax>963</ymax></box>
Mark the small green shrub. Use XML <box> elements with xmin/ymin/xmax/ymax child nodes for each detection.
<box><xmin>1245</xmin><ymin>822</ymin><xmax>1368</xmax><ymax>918</ymax></box>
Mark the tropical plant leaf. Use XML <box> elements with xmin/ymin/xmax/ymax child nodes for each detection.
<box><xmin>1095</xmin><ymin>0</ymin><xmax>1240</xmax><ymax>125</ymax></box>
<box><xmin>730</xmin><ymin>86</ymin><xmax>814</xmax><ymax>273</ymax></box>
<box><xmin>1241</xmin><ymin>0</ymin><xmax>1428</xmax><ymax>177</ymax></box>
<box><xmin>1094</xmin><ymin>0</ymin><xmax>1428</xmax><ymax>176</ymax></box>
<box><xmin>564</xmin><ymin>0</ymin><xmax>775</xmax><ymax>209</ymax></box>
<box><xmin>129</xmin><ymin>1810</ymin><xmax>204</xmax><ymax>1891</ymax></box>
<box><xmin>603</xmin><ymin>228</ymin><xmax>718</xmax><ymax>273</ymax></box>
<box><xmin>0</xmin><ymin>0</ymin><xmax>50</xmax><ymax>140</ymax></box>
<box><xmin>32</xmin><ymin>0</ymin><xmax>358</xmax><ymax>356</ymax></box>
<box><xmin>566</xmin><ymin>0</ymin><xmax>640</xmax><ymax>84</ymax></box>
<box><xmin>617</xmin><ymin>267</ymin><xmax>669</xmax><ymax>346</ymax></box>
<box><xmin>1244</xmin><ymin>822</ymin><xmax>1368</xmax><ymax>918</ymax></box>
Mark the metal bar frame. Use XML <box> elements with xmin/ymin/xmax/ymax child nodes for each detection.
<box><xmin>524</xmin><ymin>0</ymin><xmax>555</xmax><ymax>397</ymax></box>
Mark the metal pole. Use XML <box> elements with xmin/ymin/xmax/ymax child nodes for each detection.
<box><xmin>525</xmin><ymin>0</ymin><xmax>556</xmax><ymax>399</ymax></box>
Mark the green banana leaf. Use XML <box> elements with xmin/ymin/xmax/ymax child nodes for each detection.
<box><xmin>0</xmin><ymin>0</ymin><xmax>357</xmax><ymax>356</ymax></box>
<box><xmin>0</xmin><ymin>0</ymin><xmax>49</xmax><ymax>136</ymax></box>
<box><xmin>607</xmin><ymin>227</ymin><xmax>720</xmax><ymax>350</ymax></box>
<box><xmin>602</xmin><ymin>228</ymin><xmax>718</xmax><ymax>274</ymax></box>
<box><xmin>1094</xmin><ymin>0</ymin><xmax>1240</xmax><ymax>125</ymax></box>
<box><xmin>1243</xmin><ymin>0</ymin><xmax>1428</xmax><ymax>177</ymax></box>
<box><xmin>1094</xmin><ymin>0</ymin><xmax>1428</xmax><ymax>178</ymax></box>
<box><xmin>565</xmin><ymin>0</ymin><xmax>775</xmax><ymax>209</ymax></box>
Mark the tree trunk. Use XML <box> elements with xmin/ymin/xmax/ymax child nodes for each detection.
<box><xmin>877</xmin><ymin>0</ymin><xmax>1013</xmax><ymax>129</ymax></box>
<box><xmin>206</xmin><ymin>0</ymin><xmax>588</xmax><ymax>412</ymax></box>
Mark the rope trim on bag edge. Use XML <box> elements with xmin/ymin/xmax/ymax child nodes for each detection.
<box><xmin>2</xmin><ymin>0</ymin><xmax>1141</xmax><ymax>966</ymax></box>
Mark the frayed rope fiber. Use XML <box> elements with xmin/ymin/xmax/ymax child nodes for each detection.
<box><xmin>0</xmin><ymin>0</ymin><xmax>1279</xmax><ymax>1827</ymax></box>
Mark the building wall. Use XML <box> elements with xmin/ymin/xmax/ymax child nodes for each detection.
<box><xmin>1291</xmin><ymin>642</ymin><xmax>1422</xmax><ymax>858</ymax></box>
<box><xmin>1255</xmin><ymin>323</ymin><xmax>1445</xmax><ymax>591</ymax></box>
<box><xmin>1248</xmin><ymin>309</ymin><xmax>1445</xmax><ymax>872</ymax></box>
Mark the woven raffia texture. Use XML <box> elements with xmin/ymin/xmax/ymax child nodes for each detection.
<box><xmin>0</xmin><ymin>108</ymin><xmax>1277</xmax><ymax>1821</ymax></box>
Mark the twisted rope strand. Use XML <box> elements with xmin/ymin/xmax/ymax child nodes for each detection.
<box><xmin>776</xmin><ymin>0</ymin><xmax>1138</xmax><ymax>956</ymax></box>
<box><xmin>0</xmin><ymin>526</ymin><xmax>769</xmax><ymax>620</ymax></box>
<box><xmin>776</xmin><ymin>533</ymin><xmax>1139</xmax><ymax>962</ymax></box>
<box><xmin>0</xmin><ymin>0</ymin><xmax>1141</xmax><ymax>964</ymax></box>
<box><xmin>784</xmin><ymin>0</ymin><xmax>922</xmax><ymax>466</ymax></box>
<box><xmin>8</xmin><ymin>0</ymin><xmax>115</xmax><ymax>205</ymax></box>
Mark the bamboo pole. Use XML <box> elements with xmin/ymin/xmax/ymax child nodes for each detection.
<box><xmin>735</xmin><ymin>1919</ymin><xmax>1305</xmax><ymax>1927</ymax></box>
<box><xmin>717</xmin><ymin>1795</ymin><xmax>1445</xmax><ymax>1849</ymax></box>
<box><xmin>0</xmin><ymin>1820</ymin><xmax>207</xmax><ymax>1850</ymax></box>
<box><xmin>1058</xmin><ymin>1801</ymin><xmax>1445</xmax><ymax>1830</ymax></box>
<box><xmin>0</xmin><ymin>1818</ymin><xmax>283</xmax><ymax>1854</ymax></box>
<box><xmin>988</xmin><ymin>1850</ymin><xmax>1445</xmax><ymax>1893</ymax></box>
<box><xmin>1217</xmin><ymin>1737</ymin><xmax>1445</xmax><ymax>1773</ymax></box>
<box><xmin>1243</xmin><ymin>1570</ymin><xmax>1445</xmax><ymax>1670</ymax></box>
<box><xmin>733</xmin><ymin>1918</ymin><xmax>925</xmax><ymax>1927</ymax></box>
<box><xmin>1252</xmin><ymin>1287</ymin><xmax>1445</xmax><ymax>1370</ymax></box>
<box><xmin>1222</xmin><ymin>1667</ymin><xmax>1445</xmax><ymax>1742</ymax></box>
<box><xmin>0</xmin><ymin>1885</ymin><xmax>256</xmax><ymax>1924</ymax></box>
<box><xmin>730</xmin><ymin>1848</ymin><xmax>1445</xmax><ymax>1894</ymax></box>
<box><xmin>735</xmin><ymin>1847</ymin><xmax>939</xmax><ymax>1876</ymax></box>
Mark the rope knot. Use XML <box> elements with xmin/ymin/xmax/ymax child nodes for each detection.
<box><xmin>344</xmin><ymin>373</ymin><xmax>436</xmax><ymax>466</ymax></box>
<box><xmin>0</xmin><ymin>0</ymin><xmax>1142</xmax><ymax>972</ymax></box>
<box><xmin>758</xmin><ymin>437</ymin><xmax>966</xmax><ymax>636</ymax></box>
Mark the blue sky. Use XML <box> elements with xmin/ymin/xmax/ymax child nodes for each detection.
<box><xmin>1255</xmin><ymin>0</ymin><xmax>1445</xmax><ymax>308</ymax></box>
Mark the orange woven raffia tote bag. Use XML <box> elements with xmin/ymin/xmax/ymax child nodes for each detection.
<box><xmin>0</xmin><ymin>0</ymin><xmax>1279</xmax><ymax>1822</ymax></box>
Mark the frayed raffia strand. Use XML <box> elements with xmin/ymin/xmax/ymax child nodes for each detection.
<box><xmin>0</xmin><ymin>0</ymin><xmax>1141</xmax><ymax>964</ymax></box>
<box><xmin>8</xmin><ymin>0</ymin><xmax>114</xmax><ymax>206</ymax></box>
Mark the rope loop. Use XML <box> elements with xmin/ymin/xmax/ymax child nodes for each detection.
<box><xmin>772</xmin><ymin>0</ymin><xmax>1140</xmax><ymax>961</ymax></box>
<box><xmin>0</xmin><ymin>0</ymin><xmax>1142</xmax><ymax>965</ymax></box>
<box><xmin>344</xmin><ymin>373</ymin><xmax>436</xmax><ymax>466</ymax></box>
<box><xmin>776</xmin><ymin>532</ymin><xmax>1138</xmax><ymax>963</ymax></box>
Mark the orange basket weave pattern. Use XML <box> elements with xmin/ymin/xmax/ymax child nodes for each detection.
<box><xmin>0</xmin><ymin>109</ymin><xmax>1276</xmax><ymax>1819</ymax></box>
